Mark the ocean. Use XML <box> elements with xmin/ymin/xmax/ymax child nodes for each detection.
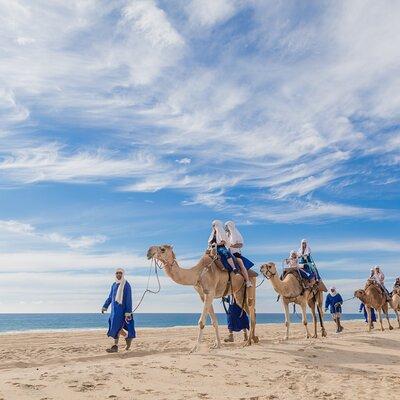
<box><xmin>0</xmin><ymin>313</ymin><xmax>368</xmax><ymax>334</ymax></box>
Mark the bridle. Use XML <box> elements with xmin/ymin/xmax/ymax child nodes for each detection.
<box><xmin>262</xmin><ymin>264</ymin><xmax>276</xmax><ymax>280</ymax></box>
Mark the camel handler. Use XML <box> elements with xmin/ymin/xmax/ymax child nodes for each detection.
<box><xmin>102</xmin><ymin>268</ymin><xmax>136</xmax><ymax>353</ymax></box>
<box><xmin>325</xmin><ymin>286</ymin><xmax>344</xmax><ymax>333</ymax></box>
<box><xmin>222</xmin><ymin>296</ymin><xmax>250</xmax><ymax>343</ymax></box>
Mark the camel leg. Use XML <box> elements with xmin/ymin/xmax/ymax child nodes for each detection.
<box><xmin>247</xmin><ymin>285</ymin><xmax>258</xmax><ymax>345</ymax></box>
<box><xmin>377</xmin><ymin>308</ymin><xmax>384</xmax><ymax>332</ymax></box>
<box><xmin>300</xmin><ymin>302</ymin><xmax>311</xmax><ymax>339</ymax></box>
<box><xmin>208</xmin><ymin>304</ymin><xmax>222</xmax><ymax>349</ymax></box>
<box><xmin>283</xmin><ymin>301</ymin><xmax>290</xmax><ymax>340</ymax></box>
<box><xmin>383</xmin><ymin>304</ymin><xmax>393</xmax><ymax>330</ymax></box>
<box><xmin>310</xmin><ymin>303</ymin><xmax>318</xmax><ymax>338</ymax></box>
<box><xmin>317</xmin><ymin>293</ymin><xmax>327</xmax><ymax>337</ymax></box>
<box><xmin>243</xmin><ymin>330</ymin><xmax>248</xmax><ymax>341</ymax></box>
<box><xmin>190</xmin><ymin>294</ymin><xmax>213</xmax><ymax>353</ymax></box>
<box><xmin>366</xmin><ymin>306</ymin><xmax>372</xmax><ymax>332</ymax></box>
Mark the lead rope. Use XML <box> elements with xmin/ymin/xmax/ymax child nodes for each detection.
<box><xmin>132</xmin><ymin>259</ymin><xmax>163</xmax><ymax>313</ymax></box>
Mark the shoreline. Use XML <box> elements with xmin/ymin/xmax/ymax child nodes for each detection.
<box><xmin>1</xmin><ymin>320</ymin><xmax>399</xmax><ymax>399</ymax></box>
<box><xmin>0</xmin><ymin>316</ymin><xmax>373</xmax><ymax>335</ymax></box>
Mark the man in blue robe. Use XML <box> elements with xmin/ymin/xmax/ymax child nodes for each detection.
<box><xmin>223</xmin><ymin>296</ymin><xmax>249</xmax><ymax>343</ymax></box>
<box><xmin>325</xmin><ymin>286</ymin><xmax>344</xmax><ymax>333</ymax></box>
<box><xmin>102</xmin><ymin>268</ymin><xmax>136</xmax><ymax>352</ymax></box>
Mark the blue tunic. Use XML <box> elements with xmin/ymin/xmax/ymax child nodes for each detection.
<box><xmin>325</xmin><ymin>293</ymin><xmax>343</xmax><ymax>314</ymax></box>
<box><xmin>232</xmin><ymin>252</ymin><xmax>254</xmax><ymax>270</ymax></box>
<box><xmin>217</xmin><ymin>245</ymin><xmax>235</xmax><ymax>271</ymax></box>
<box><xmin>299</xmin><ymin>255</ymin><xmax>321</xmax><ymax>280</ymax></box>
<box><xmin>103</xmin><ymin>281</ymin><xmax>136</xmax><ymax>339</ymax></box>
<box><xmin>359</xmin><ymin>303</ymin><xmax>377</xmax><ymax>322</ymax></box>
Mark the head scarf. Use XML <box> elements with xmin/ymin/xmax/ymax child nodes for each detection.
<box><xmin>208</xmin><ymin>220</ymin><xmax>228</xmax><ymax>246</ymax></box>
<box><xmin>115</xmin><ymin>268</ymin><xmax>126</xmax><ymax>305</ymax></box>
<box><xmin>298</xmin><ymin>239</ymin><xmax>311</xmax><ymax>256</ymax></box>
<box><xmin>330</xmin><ymin>286</ymin><xmax>337</xmax><ymax>296</ymax></box>
<box><xmin>224</xmin><ymin>220</ymin><xmax>244</xmax><ymax>249</ymax></box>
<box><xmin>290</xmin><ymin>250</ymin><xmax>297</xmax><ymax>258</ymax></box>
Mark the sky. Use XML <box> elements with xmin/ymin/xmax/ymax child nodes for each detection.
<box><xmin>0</xmin><ymin>0</ymin><xmax>399</xmax><ymax>314</ymax></box>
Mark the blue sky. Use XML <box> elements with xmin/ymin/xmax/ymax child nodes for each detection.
<box><xmin>0</xmin><ymin>0</ymin><xmax>399</xmax><ymax>313</ymax></box>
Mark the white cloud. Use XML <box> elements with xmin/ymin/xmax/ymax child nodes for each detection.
<box><xmin>186</xmin><ymin>0</ymin><xmax>236</xmax><ymax>27</ymax></box>
<box><xmin>0</xmin><ymin>219</ymin><xmax>106</xmax><ymax>250</ymax></box>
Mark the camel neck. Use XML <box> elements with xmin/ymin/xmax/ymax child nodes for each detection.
<box><xmin>269</xmin><ymin>273</ymin><xmax>286</xmax><ymax>294</ymax></box>
<box><xmin>164</xmin><ymin>256</ymin><xmax>206</xmax><ymax>286</ymax></box>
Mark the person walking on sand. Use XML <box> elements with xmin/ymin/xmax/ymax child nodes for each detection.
<box><xmin>359</xmin><ymin>302</ymin><xmax>376</xmax><ymax>329</ymax></box>
<box><xmin>102</xmin><ymin>268</ymin><xmax>136</xmax><ymax>353</ymax></box>
<box><xmin>325</xmin><ymin>286</ymin><xmax>344</xmax><ymax>333</ymax></box>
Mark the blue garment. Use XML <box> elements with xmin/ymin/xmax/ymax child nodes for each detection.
<box><xmin>325</xmin><ymin>293</ymin><xmax>343</xmax><ymax>314</ymax></box>
<box><xmin>226</xmin><ymin>300</ymin><xmax>249</xmax><ymax>332</ymax></box>
<box><xmin>299</xmin><ymin>255</ymin><xmax>321</xmax><ymax>280</ymax></box>
<box><xmin>103</xmin><ymin>281</ymin><xmax>136</xmax><ymax>339</ymax></box>
<box><xmin>359</xmin><ymin>303</ymin><xmax>376</xmax><ymax>322</ymax></box>
<box><xmin>232</xmin><ymin>253</ymin><xmax>254</xmax><ymax>270</ymax></box>
<box><xmin>217</xmin><ymin>245</ymin><xmax>235</xmax><ymax>272</ymax></box>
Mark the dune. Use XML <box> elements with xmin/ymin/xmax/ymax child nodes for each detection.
<box><xmin>0</xmin><ymin>320</ymin><xmax>399</xmax><ymax>399</ymax></box>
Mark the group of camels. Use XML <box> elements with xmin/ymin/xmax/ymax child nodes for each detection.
<box><xmin>147</xmin><ymin>245</ymin><xmax>400</xmax><ymax>353</ymax></box>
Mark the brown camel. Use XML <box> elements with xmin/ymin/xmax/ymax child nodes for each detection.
<box><xmin>260</xmin><ymin>262</ymin><xmax>327</xmax><ymax>340</ymax></box>
<box><xmin>147</xmin><ymin>245</ymin><xmax>258</xmax><ymax>352</ymax></box>
<box><xmin>390</xmin><ymin>287</ymin><xmax>400</xmax><ymax>328</ymax></box>
<box><xmin>354</xmin><ymin>279</ymin><xmax>394</xmax><ymax>332</ymax></box>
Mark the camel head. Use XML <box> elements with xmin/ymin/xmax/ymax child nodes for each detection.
<box><xmin>260</xmin><ymin>262</ymin><xmax>277</xmax><ymax>279</ymax></box>
<box><xmin>147</xmin><ymin>245</ymin><xmax>176</xmax><ymax>268</ymax></box>
<box><xmin>354</xmin><ymin>289</ymin><xmax>365</xmax><ymax>300</ymax></box>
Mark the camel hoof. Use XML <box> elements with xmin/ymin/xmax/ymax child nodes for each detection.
<box><xmin>284</xmin><ymin>335</ymin><xmax>289</xmax><ymax>341</ymax></box>
<box><xmin>389</xmin><ymin>326</ymin><xmax>394</xmax><ymax>330</ymax></box>
<box><xmin>322</xmin><ymin>330</ymin><xmax>327</xmax><ymax>338</ymax></box>
<box><xmin>210</xmin><ymin>342</ymin><xmax>221</xmax><ymax>350</ymax></box>
<box><xmin>189</xmin><ymin>345</ymin><xmax>198</xmax><ymax>354</ymax></box>
<box><xmin>252</xmin><ymin>336</ymin><xmax>259</xmax><ymax>344</ymax></box>
<box><xmin>243</xmin><ymin>341</ymin><xmax>252</xmax><ymax>347</ymax></box>
<box><xmin>312</xmin><ymin>335</ymin><xmax>318</xmax><ymax>339</ymax></box>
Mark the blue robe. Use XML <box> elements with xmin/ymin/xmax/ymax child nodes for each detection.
<box><xmin>325</xmin><ymin>293</ymin><xmax>343</xmax><ymax>314</ymax></box>
<box><xmin>359</xmin><ymin>303</ymin><xmax>376</xmax><ymax>322</ymax></box>
<box><xmin>225</xmin><ymin>298</ymin><xmax>249</xmax><ymax>332</ymax></box>
<box><xmin>299</xmin><ymin>255</ymin><xmax>321</xmax><ymax>280</ymax></box>
<box><xmin>232</xmin><ymin>252</ymin><xmax>254</xmax><ymax>270</ymax></box>
<box><xmin>103</xmin><ymin>281</ymin><xmax>136</xmax><ymax>339</ymax></box>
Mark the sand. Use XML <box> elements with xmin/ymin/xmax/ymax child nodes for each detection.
<box><xmin>0</xmin><ymin>320</ymin><xmax>399</xmax><ymax>400</ymax></box>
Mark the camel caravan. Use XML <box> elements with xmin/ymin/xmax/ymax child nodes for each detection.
<box><xmin>146</xmin><ymin>220</ymin><xmax>400</xmax><ymax>352</ymax></box>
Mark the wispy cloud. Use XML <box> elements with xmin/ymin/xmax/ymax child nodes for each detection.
<box><xmin>0</xmin><ymin>220</ymin><xmax>106</xmax><ymax>249</ymax></box>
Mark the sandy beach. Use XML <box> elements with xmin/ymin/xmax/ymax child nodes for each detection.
<box><xmin>0</xmin><ymin>320</ymin><xmax>399</xmax><ymax>400</ymax></box>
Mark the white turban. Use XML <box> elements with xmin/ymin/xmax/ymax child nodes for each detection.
<box><xmin>208</xmin><ymin>220</ymin><xmax>228</xmax><ymax>246</ymax></box>
<box><xmin>224</xmin><ymin>221</ymin><xmax>244</xmax><ymax>250</ymax></box>
<box><xmin>298</xmin><ymin>239</ymin><xmax>311</xmax><ymax>256</ymax></box>
<box><xmin>115</xmin><ymin>268</ymin><xmax>126</xmax><ymax>305</ymax></box>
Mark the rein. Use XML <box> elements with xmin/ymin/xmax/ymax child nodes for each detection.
<box><xmin>132</xmin><ymin>259</ymin><xmax>163</xmax><ymax>313</ymax></box>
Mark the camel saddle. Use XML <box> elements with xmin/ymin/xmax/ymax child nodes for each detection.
<box><xmin>365</xmin><ymin>279</ymin><xmax>390</xmax><ymax>301</ymax></box>
<box><xmin>282</xmin><ymin>267</ymin><xmax>327</xmax><ymax>293</ymax></box>
<box><xmin>206</xmin><ymin>248</ymin><xmax>258</xmax><ymax>278</ymax></box>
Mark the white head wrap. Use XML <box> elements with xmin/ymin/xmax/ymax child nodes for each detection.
<box><xmin>208</xmin><ymin>220</ymin><xmax>228</xmax><ymax>246</ymax></box>
<box><xmin>224</xmin><ymin>221</ymin><xmax>244</xmax><ymax>249</ymax></box>
<box><xmin>298</xmin><ymin>239</ymin><xmax>311</xmax><ymax>256</ymax></box>
<box><xmin>330</xmin><ymin>286</ymin><xmax>337</xmax><ymax>295</ymax></box>
<box><xmin>115</xmin><ymin>268</ymin><xmax>126</xmax><ymax>305</ymax></box>
<box><xmin>290</xmin><ymin>250</ymin><xmax>297</xmax><ymax>258</ymax></box>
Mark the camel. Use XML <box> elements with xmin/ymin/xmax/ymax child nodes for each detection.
<box><xmin>354</xmin><ymin>279</ymin><xmax>395</xmax><ymax>332</ymax></box>
<box><xmin>147</xmin><ymin>245</ymin><xmax>258</xmax><ymax>352</ymax></box>
<box><xmin>260</xmin><ymin>262</ymin><xmax>327</xmax><ymax>340</ymax></box>
<box><xmin>390</xmin><ymin>287</ymin><xmax>400</xmax><ymax>328</ymax></box>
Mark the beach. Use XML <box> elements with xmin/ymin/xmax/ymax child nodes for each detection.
<box><xmin>1</xmin><ymin>320</ymin><xmax>399</xmax><ymax>400</ymax></box>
